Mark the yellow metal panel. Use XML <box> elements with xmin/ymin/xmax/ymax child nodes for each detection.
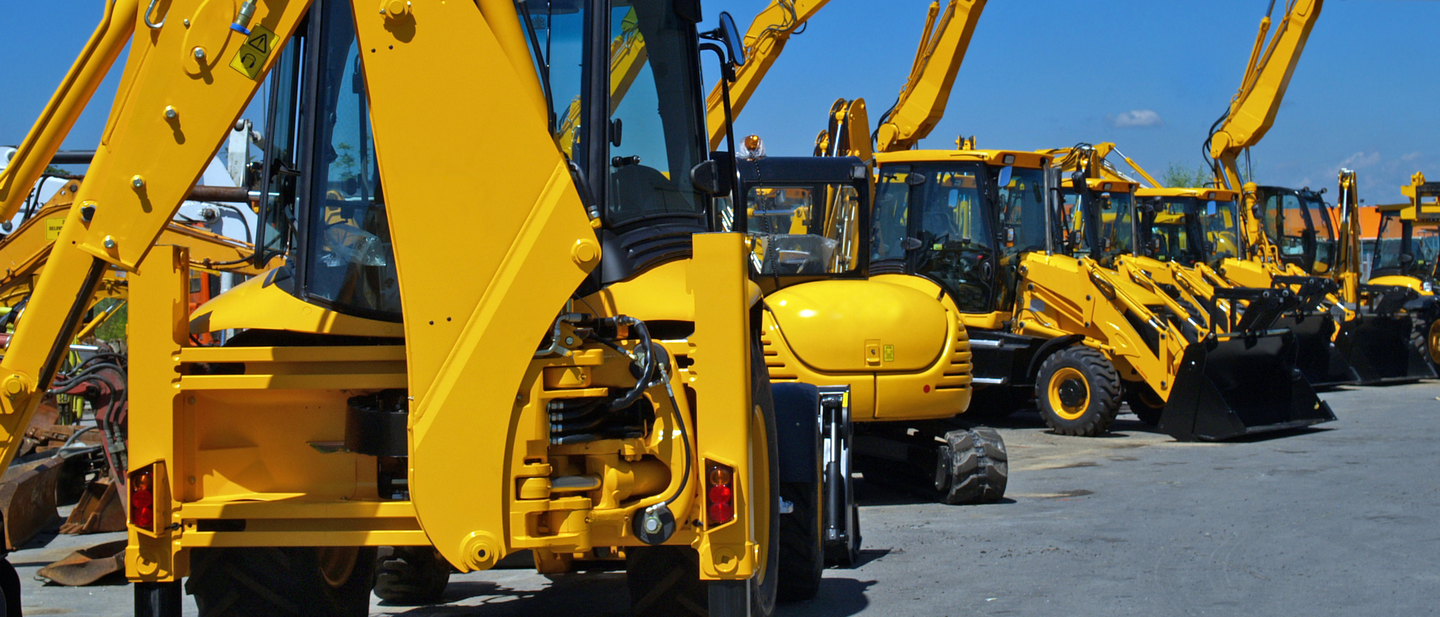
<box><xmin>765</xmin><ymin>279</ymin><xmax>948</xmax><ymax>373</ymax></box>
<box><xmin>689</xmin><ymin>233</ymin><xmax>759</xmax><ymax>580</ymax></box>
<box><xmin>189</xmin><ymin>270</ymin><xmax>403</xmax><ymax>337</ymax></box>
<box><xmin>350</xmin><ymin>2</ymin><xmax>598</xmax><ymax>573</ymax></box>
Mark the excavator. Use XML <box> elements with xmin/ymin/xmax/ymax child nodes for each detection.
<box><xmin>738</xmin><ymin>0</ymin><xmax>1007</xmax><ymax>516</ymax></box>
<box><xmin>1204</xmin><ymin>0</ymin><xmax>1433</xmax><ymax>384</ymax></box>
<box><xmin>0</xmin><ymin>2</ymin><xmax>826</xmax><ymax>617</ymax></box>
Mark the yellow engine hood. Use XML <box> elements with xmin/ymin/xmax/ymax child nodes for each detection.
<box><xmin>766</xmin><ymin>279</ymin><xmax>948</xmax><ymax>373</ymax></box>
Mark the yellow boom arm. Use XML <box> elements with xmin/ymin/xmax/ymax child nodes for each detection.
<box><xmin>705</xmin><ymin>0</ymin><xmax>830</xmax><ymax>150</ymax></box>
<box><xmin>874</xmin><ymin>0</ymin><xmax>986</xmax><ymax>153</ymax></box>
<box><xmin>1207</xmin><ymin>0</ymin><xmax>1323</xmax><ymax>190</ymax></box>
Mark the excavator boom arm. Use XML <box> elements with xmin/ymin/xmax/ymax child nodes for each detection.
<box><xmin>875</xmin><ymin>0</ymin><xmax>986</xmax><ymax>153</ymax></box>
<box><xmin>1207</xmin><ymin>0</ymin><xmax>1322</xmax><ymax>189</ymax></box>
<box><xmin>705</xmin><ymin>0</ymin><xmax>830</xmax><ymax>150</ymax></box>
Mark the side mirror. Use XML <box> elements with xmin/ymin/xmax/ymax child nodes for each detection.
<box><xmin>1400</xmin><ymin>252</ymin><xmax>1416</xmax><ymax>265</ymax></box>
<box><xmin>901</xmin><ymin>237</ymin><xmax>924</xmax><ymax>251</ymax></box>
<box><xmin>1206</xmin><ymin>200</ymin><xmax>1218</xmax><ymax>216</ymax></box>
<box><xmin>717</xmin><ymin>12</ymin><xmax>747</xmax><ymax>67</ymax></box>
<box><xmin>691</xmin><ymin>152</ymin><xmax>735</xmax><ymax>196</ymax></box>
<box><xmin>998</xmin><ymin>165</ymin><xmax>1013</xmax><ymax>188</ymax></box>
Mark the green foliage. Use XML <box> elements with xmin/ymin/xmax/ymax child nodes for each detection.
<box><xmin>92</xmin><ymin>300</ymin><xmax>128</xmax><ymax>342</ymax></box>
<box><xmin>43</xmin><ymin>165</ymin><xmax>70</xmax><ymax>176</ymax></box>
<box><xmin>1161</xmin><ymin>162</ymin><xmax>1212</xmax><ymax>189</ymax></box>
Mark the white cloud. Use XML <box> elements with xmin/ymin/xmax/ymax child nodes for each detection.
<box><xmin>1335</xmin><ymin>151</ymin><xmax>1381</xmax><ymax>170</ymax></box>
<box><xmin>1402</xmin><ymin>151</ymin><xmax>1423</xmax><ymax>162</ymax></box>
<box><xmin>1105</xmin><ymin>109</ymin><xmax>1163</xmax><ymax>129</ymax></box>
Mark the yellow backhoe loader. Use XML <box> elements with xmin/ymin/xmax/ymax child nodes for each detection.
<box><xmin>735</xmin><ymin>0</ymin><xmax>1007</xmax><ymax>516</ymax></box>
<box><xmin>1367</xmin><ymin>172</ymin><xmax>1440</xmax><ymax>369</ymax></box>
<box><xmin>1203</xmin><ymin>0</ymin><xmax>1432</xmax><ymax>384</ymax></box>
<box><xmin>0</xmin><ymin>2</ymin><xmax>828</xmax><ymax>616</ymax></box>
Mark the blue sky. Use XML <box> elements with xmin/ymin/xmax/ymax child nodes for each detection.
<box><xmin>4</xmin><ymin>1</ymin><xmax>1437</xmax><ymax>203</ymax></box>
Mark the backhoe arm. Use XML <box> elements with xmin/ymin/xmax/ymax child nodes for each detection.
<box><xmin>1207</xmin><ymin>0</ymin><xmax>1322</xmax><ymax>190</ymax></box>
<box><xmin>0</xmin><ymin>0</ymin><xmax>138</xmax><ymax>221</ymax></box>
<box><xmin>705</xmin><ymin>0</ymin><xmax>830</xmax><ymax>150</ymax></box>
<box><xmin>1336</xmin><ymin>169</ymin><xmax>1362</xmax><ymax>303</ymax></box>
<box><xmin>0</xmin><ymin>0</ymin><xmax>312</xmax><ymax>472</ymax></box>
<box><xmin>874</xmin><ymin>0</ymin><xmax>985</xmax><ymax>153</ymax></box>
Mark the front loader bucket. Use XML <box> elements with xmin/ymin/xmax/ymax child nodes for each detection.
<box><xmin>1158</xmin><ymin>333</ymin><xmax>1335</xmax><ymax>442</ymax></box>
<box><xmin>1273</xmin><ymin>314</ymin><xmax>1359</xmax><ymax>388</ymax></box>
<box><xmin>1333</xmin><ymin>313</ymin><xmax>1436</xmax><ymax>384</ymax></box>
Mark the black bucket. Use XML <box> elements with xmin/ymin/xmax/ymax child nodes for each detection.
<box><xmin>1334</xmin><ymin>312</ymin><xmax>1436</xmax><ymax>385</ymax></box>
<box><xmin>1158</xmin><ymin>333</ymin><xmax>1335</xmax><ymax>441</ymax></box>
<box><xmin>1272</xmin><ymin>313</ymin><xmax>1359</xmax><ymax>388</ymax></box>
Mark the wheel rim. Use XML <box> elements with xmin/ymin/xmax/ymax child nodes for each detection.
<box><xmin>1048</xmin><ymin>367</ymin><xmax>1090</xmax><ymax>421</ymax></box>
<box><xmin>1137</xmin><ymin>387</ymin><xmax>1165</xmax><ymax>410</ymax></box>
<box><xmin>317</xmin><ymin>546</ymin><xmax>360</xmax><ymax>589</ymax></box>
<box><xmin>1428</xmin><ymin>320</ymin><xmax>1440</xmax><ymax>365</ymax></box>
<box><xmin>750</xmin><ymin>404</ymin><xmax>772</xmax><ymax>581</ymax></box>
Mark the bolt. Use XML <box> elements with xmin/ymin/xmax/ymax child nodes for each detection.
<box><xmin>164</xmin><ymin>106</ymin><xmax>177</xmax><ymax>120</ymax></box>
<box><xmin>193</xmin><ymin>47</ymin><xmax>206</xmax><ymax>60</ymax></box>
<box><xmin>103</xmin><ymin>236</ymin><xmax>116</xmax><ymax>249</ymax></box>
<box><xmin>183</xmin><ymin>18</ymin><xmax>190</xmax><ymax>27</ymax></box>
<box><xmin>132</xmin><ymin>175</ymin><xmax>145</xmax><ymax>189</ymax></box>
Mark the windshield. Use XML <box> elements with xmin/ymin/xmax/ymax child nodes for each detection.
<box><xmin>1060</xmin><ymin>188</ymin><xmax>1133</xmax><ymax>264</ymax></box>
<box><xmin>874</xmin><ymin>161</ymin><xmax>1021</xmax><ymax>313</ymax></box>
<box><xmin>746</xmin><ymin>183</ymin><xmax>862</xmax><ymax>276</ymax></box>
<box><xmin>1200</xmin><ymin>198</ymin><xmax>1243</xmax><ymax>263</ymax></box>
<box><xmin>603</xmin><ymin>2</ymin><xmax>705</xmax><ymax>227</ymax></box>
<box><xmin>1372</xmin><ymin>212</ymin><xmax>1408</xmax><ymax>274</ymax></box>
<box><xmin>1144</xmin><ymin>198</ymin><xmax>1202</xmax><ymax>266</ymax></box>
<box><xmin>1262</xmin><ymin>189</ymin><xmax>1337</xmax><ymax>274</ymax></box>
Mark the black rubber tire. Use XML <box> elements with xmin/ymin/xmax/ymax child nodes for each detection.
<box><xmin>627</xmin><ymin>322</ymin><xmax>779</xmax><ymax>617</ymax></box>
<box><xmin>1123</xmin><ymin>382</ymin><xmax>1165</xmax><ymax>426</ymax></box>
<box><xmin>0</xmin><ymin>558</ymin><xmax>16</xmax><ymax>617</ymax></box>
<box><xmin>1034</xmin><ymin>346</ymin><xmax>1121</xmax><ymax>437</ymax></box>
<box><xmin>777</xmin><ymin>480</ymin><xmax>822</xmax><ymax>602</ymax></box>
<box><xmin>186</xmin><ymin>547</ymin><xmax>376</xmax><ymax>616</ymax></box>
<box><xmin>374</xmin><ymin>546</ymin><xmax>450</xmax><ymax>605</ymax></box>
<box><xmin>1409</xmin><ymin>315</ymin><xmax>1440</xmax><ymax>369</ymax></box>
<box><xmin>936</xmin><ymin>428</ymin><xmax>1008</xmax><ymax>505</ymax></box>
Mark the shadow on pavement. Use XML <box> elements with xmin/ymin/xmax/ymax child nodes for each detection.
<box><xmin>778</xmin><ymin>577</ymin><xmax>876</xmax><ymax>617</ymax></box>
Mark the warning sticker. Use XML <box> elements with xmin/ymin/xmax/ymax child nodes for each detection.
<box><xmin>45</xmin><ymin>218</ymin><xmax>65</xmax><ymax>241</ymax></box>
<box><xmin>229</xmin><ymin>25</ymin><xmax>281</xmax><ymax>80</ymax></box>
<box><xmin>883</xmin><ymin>344</ymin><xmax>895</xmax><ymax>363</ymax></box>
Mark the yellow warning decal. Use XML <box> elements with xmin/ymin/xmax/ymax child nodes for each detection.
<box><xmin>883</xmin><ymin>344</ymin><xmax>895</xmax><ymax>363</ymax></box>
<box><xmin>45</xmin><ymin>218</ymin><xmax>65</xmax><ymax>241</ymax></box>
<box><xmin>229</xmin><ymin>25</ymin><xmax>281</xmax><ymax>80</ymax></box>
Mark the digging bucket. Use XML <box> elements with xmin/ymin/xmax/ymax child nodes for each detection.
<box><xmin>1272</xmin><ymin>313</ymin><xmax>1359</xmax><ymax>388</ymax></box>
<box><xmin>1333</xmin><ymin>312</ymin><xmax>1436</xmax><ymax>384</ymax></box>
<box><xmin>1158</xmin><ymin>332</ymin><xmax>1335</xmax><ymax>442</ymax></box>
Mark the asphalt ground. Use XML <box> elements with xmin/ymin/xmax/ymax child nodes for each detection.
<box><xmin>11</xmin><ymin>381</ymin><xmax>1440</xmax><ymax>616</ymax></box>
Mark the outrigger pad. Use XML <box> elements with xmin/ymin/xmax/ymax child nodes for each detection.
<box><xmin>1159</xmin><ymin>333</ymin><xmax>1335</xmax><ymax>442</ymax></box>
<box><xmin>1275</xmin><ymin>314</ymin><xmax>1359</xmax><ymax>388</ymax></box>
<box><xmin>1335</xmin><ymin>312</ymin><xmax>1437</xmax><ymax>385</ymax></box>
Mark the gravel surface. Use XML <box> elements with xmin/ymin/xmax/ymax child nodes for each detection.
<box><xmin>10</xmin><ymin>382</ymin><xmax>1439</xmax><ymax>616</ymax></box>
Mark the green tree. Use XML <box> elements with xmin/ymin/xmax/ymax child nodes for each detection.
<box><xmin>43</xmin><ymin>165</ymin><xmax>71</xmax><ymax>176</ymax></box>
<box><xmin>1161</xmin><ymin>162</ymin><xmax>1212</xmax><ymax>189</ymax></box>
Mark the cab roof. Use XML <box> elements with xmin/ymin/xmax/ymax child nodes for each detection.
<box><xmin>875</xmin><ymin>149</ymin><xmax>1051</xmax><ymax>170</ymax></box>
<box><xmin>1135</xmin><ymin>186</ymin><xmax>1238</xmax><ymax>201</ymax></box>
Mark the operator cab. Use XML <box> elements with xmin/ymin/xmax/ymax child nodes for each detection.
<box><xmin>252</xmin><ymin>0</ymin><xmax>731</xmax><ymax>321</ymax></box>
<box><xmin>871</xmin><ymin>150</ymin><xmax>1051</xmax><ymax>314</ymax></box>
<box><xmin>1254</xmin><ymin>186</ymin><xmax>1340</xmax><ymax>275</ymax></box>
<box><xmin>1057</xmin><ymin>177</ymin><xmax>1136</xmax><ymax>268</ymax></box>
<box><xmin>1133</xmin><ymin>188</ymin><xmax>1244</xmax><ymax>269</ymax></box>
<box><xmin>735</xmin><ymin>149</ymin><xmax>870</xmax><ymax>291</ymax></box>
<box><xmin>1371</xmin><ymin>208</ymin><xmax>1439</xmax><ymax>282</ymax></box>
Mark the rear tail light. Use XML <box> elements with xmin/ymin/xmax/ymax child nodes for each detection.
<box><xmin>131</xmin><ymin>469</ymin><xmax>154</xmax><ymax>530</ymax></box>
<box><xmin>706</xmin><ymin>463</ymin><xmax>735</xmax><ymax>525</ymax></box>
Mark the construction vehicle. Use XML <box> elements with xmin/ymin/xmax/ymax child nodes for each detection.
<box><xmin>0</xmin><ymin>2</ymin><xmax>826</xmax><ymax>616</ymax></box>
<box><xmin>1367</xmin><ymin>172</ymin><xmax>1440</xmax><ymax>369</ymax></box>
<box><xmin>1204</xmin><ymin>0</ymin><xmax>1432</xmax><ymax>384</ymax></box>
<box><xmin>868</xmin><ymin>146</ymin><xmax>1331</xmax><ymax>441</ymax></box>
<box><xmin>736</xmin><ymin>0</ymin><xmax>1006</xmax><ymax>513</ymax></box>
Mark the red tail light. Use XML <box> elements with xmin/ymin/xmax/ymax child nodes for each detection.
<box><xmin>706</xmin><ymin>463</ymin><xmax>735</xmax><ymax>525</ymax></box>
<box><xmin>131</xmin><ymin>469</ymin><xmax>154</xmax><ymax>530</ymax></box>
